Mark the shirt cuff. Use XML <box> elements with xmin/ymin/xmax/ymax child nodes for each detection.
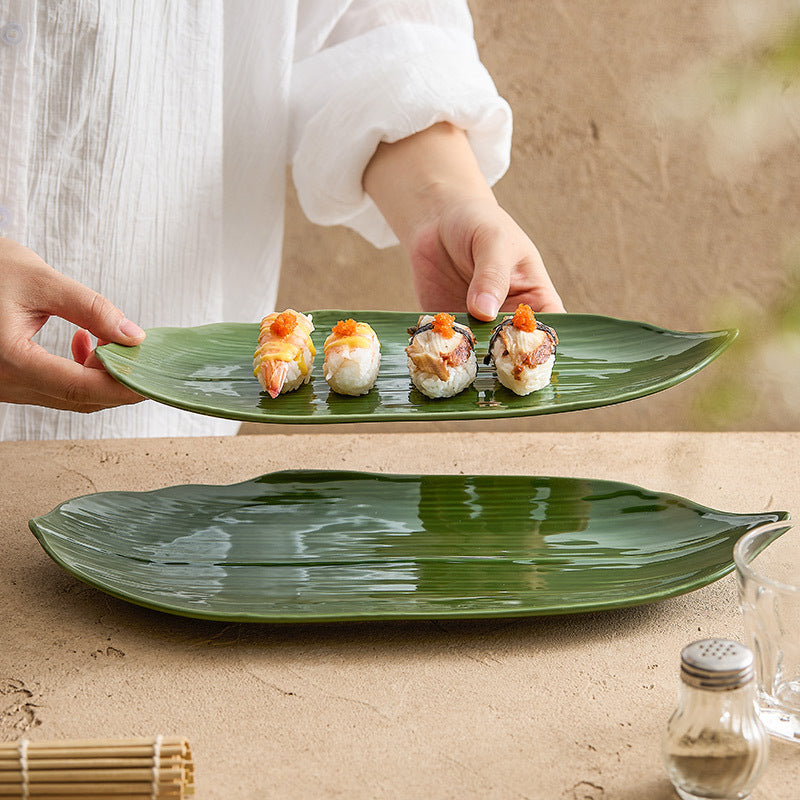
<box><xmin>290</xmin><ymin>22</ymin><xmax>513</xmax><ymax>249</ymax></box>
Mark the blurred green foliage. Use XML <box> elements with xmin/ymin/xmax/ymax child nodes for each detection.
<box><xmin>712</xmin><ymin>18</ymin><xmax>800</xmax><ymax>106</ymax></box>
<box><xmin>694</xmin><ymin>10</ymin><xmax>800</xmax><ymax>429</ymax></box>
<box><xmin>695</xmin><ymin>263</ymin><xmax>800</xmax><ymax>428</ymax></box>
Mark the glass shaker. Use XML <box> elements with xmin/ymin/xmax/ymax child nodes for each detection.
<box><xmin>662</xmin><ymin>638</ymin><xmax>769</xmax><ymax>800</ymax></box>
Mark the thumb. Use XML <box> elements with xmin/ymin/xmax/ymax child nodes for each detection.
<box><xmin>45</xmin><ymin>269</ymin><xmax>145</xmax><ymax>346</ymax></box>
<box><xmin>465</xmin><ymin>230</ymin><xmax>513</xmax><ymax>321</ymax></box>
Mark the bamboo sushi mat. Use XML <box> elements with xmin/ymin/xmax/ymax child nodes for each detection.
<box><xmin>0</xmin><ymin>736</ymin><xmax>193</xmax><ymax>799</ymax></box>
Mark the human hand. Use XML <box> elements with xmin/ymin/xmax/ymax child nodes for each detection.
<box><xmin>404</xmin><ymin>196</ymin><xmax>565</xmax><ymax>320</ymax></box>
<box><xmin>0</xmin><ymin>238</ymin><xmax>146</xmax><ymax>412</ymax></box>
<box><xmin>363</xmin><ymin>122</ymin><xmax>564</xmax><ymax>320</ymax></box>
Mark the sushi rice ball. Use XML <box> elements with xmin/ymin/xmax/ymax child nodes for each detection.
<box><xmin>323</xmin><ymin>318</ymin><xmax>381</xmax><ymax>396</ymax></box>
<box><xmin>253</xmin><ymin>309</ymin><xmax>316</xmax><ymax>398</ymax></box>
<box><xmin>484</xmin><ymin>304</ymin><xmax>558</xmax><ymax>395</ymax></box>
<box><xmin>405</xmin><ymin>313</ymin><xmax>477</xmax><ymax>398</ymax></box>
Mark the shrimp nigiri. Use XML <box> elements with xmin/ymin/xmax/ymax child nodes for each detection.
<box><xmin>323</xmin><ymin>318</ymin><xmax>381</xmax><ymax>396</ymax></box>
<box><xmin>253</xmin><ymin>309</ymin><xmax>316</xmax><ymax>398</ymax></box>
<box><xmin>405</xmin><ymin>313</ymin><xmax>477</xmax><ymax>398</ymax></box>
<box><xmin>484</xmin><ymin>304</ymin><xmax>558</xmax><ymax>395</ymax></box>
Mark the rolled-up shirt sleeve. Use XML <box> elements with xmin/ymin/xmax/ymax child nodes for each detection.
<box><xmin>290</xmin><ymin>0</ymin><xmax>513</xmax><ymax>248</ymax></box>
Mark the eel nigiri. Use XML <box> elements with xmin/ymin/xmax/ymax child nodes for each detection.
<box><xmin>323</xmin><ymin>318</ymin><xmax>381</xmax><ymax>396</ymax></box>
<box><xmin>484</xmin><ymin>304</ymin><xmax>558</xmax><ymax>395</ymax></box>
<box><xmin>253</xmin><ymin>309</ymin><xmax>316</xmax><ymax>398</ymax></box>
<box><xmin>405</xmin><ymin>313</ymin><xmax>477</xmax><ymax>398</ymax></box>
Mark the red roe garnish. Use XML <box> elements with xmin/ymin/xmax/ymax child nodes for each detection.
<box><xmin>270</xmin><ymin>311</ymin><xmax>297</xmax><ymax>337</ymax></box>
<box><xmin>432</xmin><ymin>312</ymin><xmax>456</xmax><ymax>338</ymax></box>
<box><xmin>512</xmin><ymin>304</ymin><xmax>536</xmax><ymax>332</ymax></box>
<box><xmin>333</xmin><ymin>318</ymin><xmax>358</xmax><ymax>337</ymax></box>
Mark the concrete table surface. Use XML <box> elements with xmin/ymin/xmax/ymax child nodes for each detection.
<box><xmin>2</xmin><ymin>432</ymin><xmax>798</xmax><ymax>799</ymax></box>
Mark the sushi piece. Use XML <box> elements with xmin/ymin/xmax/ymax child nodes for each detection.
<box><xmin>405</xmin><ymin>313</ymin><xmax>477</xmax><ymax>398</ymax></box>
<box><xmin>323</xmin><ymin>318</ymin><xmax>381</xmax><ymax>396</ymax></box>
<box><xmin>484</xmin><ymin>304</ymin><xmax>558</xmax><ymax>395</ymax></box>
<box><xmin>253</xmin><ymin>309</ymin><xmax>316</xmax><ymax>398</ymax></box>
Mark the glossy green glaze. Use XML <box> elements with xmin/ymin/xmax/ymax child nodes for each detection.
<box><xmin>95</xmin><ymin>311</ymin><xmax>738</xmax><ymax>424</ymax></box>
<box><xmin>29</xmin><ymin>472</ymin><xmax>787</xmax><ymax>622</ymax></box>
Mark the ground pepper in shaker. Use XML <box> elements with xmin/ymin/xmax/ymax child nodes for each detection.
<box><xmin>661</xmin><ymin>639</ymin><xmax>769</xmax><ymax>800</ymax></box>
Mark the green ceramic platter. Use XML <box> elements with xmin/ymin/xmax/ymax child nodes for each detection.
<box><xmin>29</xmin><ymin>471</ymin><xmax>787</xmax><ymax>622</ymax></box>
<box><xmin>94</xmin><ymin>311</ymin><xmax>737</xmax><ymax>424</ymax></box>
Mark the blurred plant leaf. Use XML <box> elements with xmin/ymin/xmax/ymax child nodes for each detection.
<box><xmin>695</xmin><ymin>259</ymin><xmax>800</xmax><ymax>429</ymax></box>
<box><xmin>711</xmin><ymin>17</ymin><xmax>800</xmax><ymax>108</ymax></box>
<box><xmin>687</xmin><ymin>8</ymin><xmax>800</xmax><ymax>428</ymax></box>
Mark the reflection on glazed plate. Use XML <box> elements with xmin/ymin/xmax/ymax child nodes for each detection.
<box><xmin>94</xmin><ymin>311</ymin><xmax>738</xmax><ymax>424</ymax></box>
<box><xmin>29</xmin><ymin>471</ymin><xmax>787</xmax><ymax>622</ymax></box>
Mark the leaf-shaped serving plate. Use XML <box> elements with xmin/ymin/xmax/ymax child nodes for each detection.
<box><xmin>95</xmin><ymin>311</ymin><xmax>737</xmax><ymax>424</ymax></box>
<box><xmin>29</xmin><ymin>471</ymin><xmax>786</xmax><ymax>622</ymax></box>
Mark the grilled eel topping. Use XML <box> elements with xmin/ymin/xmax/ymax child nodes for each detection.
<box><xmin>406</xmin><ymin>318</ymin><xmax>477</xmax><ymax>381</ymax></box>
<box><xmin>483</xmin><ymin>318</ymin><xmax>558</xmax><ymax>365</ymax></box>
<box><xmin>407</xmin><ymin>320</ymin><xmax>476</xmax><ymax>347</ymax></box>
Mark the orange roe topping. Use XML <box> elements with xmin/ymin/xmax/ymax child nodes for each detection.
<box><xmin>270</xmin><ymin>311</ymin><xmax>297</xmax><ymax>337</ymax></box>
<box><xmin>432</xmin><ymin>312</ymin><xmax>456</xmax><ymax>338</ymax></box>
<box><xmin>333</xmin><ymin>318</ymin><xmax>358</xmax><ymax>337</ymax></box>
<box><xmin>512</xmin><ymin>304</ymin><xmax>536</xmax><ymax>332</ymax></box>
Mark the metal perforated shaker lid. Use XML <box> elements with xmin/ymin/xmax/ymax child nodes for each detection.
<box><xmin>680</xmin><ymin>638</ymin><xmax>754</xmax><ymax>690</ymax></box>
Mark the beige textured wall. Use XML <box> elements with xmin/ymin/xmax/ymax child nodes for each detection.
<box><xmin>269</xmin><ymin>1</ymin><xmax>800</xmax><ymax>433</ymax></box>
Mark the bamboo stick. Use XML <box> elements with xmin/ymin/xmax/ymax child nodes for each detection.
<box><xmin>0</xmin><ymin>759</ymin><xmax>178</xmax><ymax>770</ymax></box>
<box><xmin>0</xmin><ymin>738</ymin><xmax>184</xmax><ymax>750</ymax></box>
<box><xmin>0</xmin><ymin>791</ymin><xmax>185</xmax><ymax>797</ymax></box>
<box><xmin>0</xmin><ymin>742</ymin><xmax>186</xmax><ymax>760</ymax></box>
<box><xmin>0</xmin><ymin>796</ymin><xmax>180</xmax><ymax>800</ymax></box>
<box><xmin>0</xmin><ymin>767</ymin><xmax>185</xmax><ymax>782</ymax></box>
<box><xmin>0</xmin><ymin>791</ymin><xmax>184</xmax><ymax>798</ymax></box>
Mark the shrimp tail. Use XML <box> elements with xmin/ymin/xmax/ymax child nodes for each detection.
<box><xmin>260</xmin><ymin>360</ymin><xmax>289</xmax><ymax>399</ymax></box>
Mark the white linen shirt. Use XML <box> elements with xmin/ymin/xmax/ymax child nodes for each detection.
<box><xmin>0</xmin><ymin>0</ymin><xmax>511</xmax><ymax>440</ymax></box>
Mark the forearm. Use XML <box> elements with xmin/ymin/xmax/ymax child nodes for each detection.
<box><xmin>362</xmin><ymin>122</ymin><xmax>497</xmax><ymax>248</ymax></box>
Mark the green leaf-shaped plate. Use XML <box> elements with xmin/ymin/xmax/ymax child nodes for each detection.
<box><xmin>95</xmin><ymin>311</ymin><xmax>737</xmax><ymax>424</ymax></box>
<box><xmin>29</xmin><ymin>471</ymin><xmax>787</xmax><ymax>622</ymax></box>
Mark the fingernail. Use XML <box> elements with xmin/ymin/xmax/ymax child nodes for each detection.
<box><xmin>474</xmin><ymin>293</ymin><xmax>499</xmax><ymax>319</ymax></box>
<box><xmin>119</xmin><ymin>318</ymin><xmax>145</xmax><ymax>340</ymax></box>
